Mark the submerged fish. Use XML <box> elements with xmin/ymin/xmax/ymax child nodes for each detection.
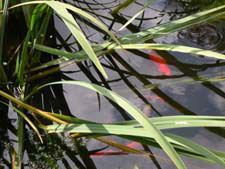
<box><xmin>91</xmin><ymin>141</ymin><xmax>140</xmax><ymax>157</ymax></box>
<box><xmin>148</xmin><ymin>51</ymin><xmax>171</xmax><ymax>76</ymax></box>
<box><xmin>91</xmin><ymin>150</ymin><xmax>128</xmax><ymax>157</ymax></box>
<box><xmin>126</xmin><ymin>142</ymin><xmax>141</xmax><ymax>148</ymax></box>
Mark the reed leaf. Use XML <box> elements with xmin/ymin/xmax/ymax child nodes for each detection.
<box><xmin>0</xmin><ymin>101</ymin><xmax>43</xmax><ymax>143</ymax></box>
<box><xmin>143</xmin><ymin>70</ymin><xmax>225</xmax><ymax>90</ymax></box>
<box><xmin>0</xmin><ymin>89</ymin><xmax>67</xmax><ymax>124</ymax></box>
<box><xmin>114</xmin><ymin>43</ymin><xmax>225</xmax><ymax>60</ymax></box>
<box><xmin>17</xmin><ymin>31</ymin><xmax>31</xmax><ymax>84</ymax></box>
<box><xmin>0</xmin><ymin>0</ymin><xmax>8</xmax><ymax>83</ymax></box>
<box><xmin>3</xmin><ymin>1</ymin><xmax>128</xmax><ymax>78</ymax></box>
<box><xmin>5</xmin><ymin>1</ymin><xmax>119</xmax><ymax>45</ymax></box>
<box><xmin>46</xmin><ymin>2</ymin><xmax>107</xmax><ymax>78</ymax></box>
<box><xmin>166</xmin><ymin>134</ymin><xmax>225</xmax><ymax>168</ymax></box>
<box><xmin>39</xmin><ymin>80</ymin><xmax>187</xmax><ymax>169</ymax></box>
<box><xmin>122</xmin><ymin>135</ymin><xmax>225</xmax><ymax>166</ymax></box>
<box><xmin>45</xmin><ymin>116</ymin><xmax>225</xmax><ymax>167</ymax></box>
<box><xmin>118</xmin><ymin>5</ymin><xmax>225</xmax><ymax>44</ymax></box>
<box><xmin>23</xmin><ymin>4</ymin><xmax>225</xmax><ymax>75</ymax></box>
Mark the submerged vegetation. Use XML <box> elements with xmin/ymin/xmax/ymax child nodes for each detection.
<box><xmin>1</xmin><ymin>0</ymin><xmax>225</xmax><ymax>168</ymax></box>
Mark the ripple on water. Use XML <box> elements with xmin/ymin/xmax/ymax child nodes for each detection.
<box><xmin>178</xmin><ymin>21</ymin><xmax>225</xmax><ymax>53</ymax></box>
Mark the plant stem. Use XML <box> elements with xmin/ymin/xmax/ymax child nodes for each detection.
<box><xmin>0</xmin><ymin>89</ymin><xmax>67</xmax><ymax>124</ymax></box>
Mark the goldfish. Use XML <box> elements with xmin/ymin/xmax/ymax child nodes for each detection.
<box><xmin>126</xmin><ymin>142</ymin><xmax>141</xmax><ymax>148</ymax></box>
<box><xmin>91</xmin><ymin>141</ymin><xmax>140</xmax><ymax>157</ymax></box>
<box><xmin>91</xmin><ymin>150</ymin><xmax>128</xmax><ymax>157</ymax></box>
<box><xmin>148</xmin><ymin>51</ymin><xmax>171</xmax><ymax>76</ymax></box>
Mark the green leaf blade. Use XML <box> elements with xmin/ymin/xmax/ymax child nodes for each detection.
<box><xmin>39</xmin><ymin>81</ymin><xmax>187</xmax><ymax>169</ymax></box>
<box><xmin>45</xmin><ymin>1</ymin><xmax>107</xmax><ymax>78</ymax></box>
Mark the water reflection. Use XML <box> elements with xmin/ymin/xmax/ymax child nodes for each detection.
<box><xmin>178</xmin><ymin>21</ymin><xmax>225</xmax><ymax>52</ymax></box>
<box><xmin>2</xmin><ymin>0</ymin><xmax>225</xmax><ymax>168</ymax></box>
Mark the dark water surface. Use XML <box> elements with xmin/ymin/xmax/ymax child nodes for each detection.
<box><xmin>1</xmin><ymin>0</ymin><xmax>225</xmax><ymax>168</ymax></box>
<box><xmin>61</xmin><ymin>1</ymin><xmax>225</xmax><ymax>169</ymax></box>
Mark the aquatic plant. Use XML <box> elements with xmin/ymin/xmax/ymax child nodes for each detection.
<box><xmin>1</xmin><ymin>1</ymin><xmax>225</xmax><ymax>169</ymax></box>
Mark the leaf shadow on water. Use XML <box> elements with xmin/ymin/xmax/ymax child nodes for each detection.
<box><xmin>2</xmin><ymin>0</ymin><xmax>225</xmax><ymax>168</ymax></box>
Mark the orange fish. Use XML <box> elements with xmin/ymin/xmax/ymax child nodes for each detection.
<box><xmin>91</xmin><ymin>142</ymin><xmax>140</xmax><ymax>157</ymax></box>
<box><xmin>148</xmin><ymin>51</ymin><xmax>171</xmax><ymax>76</ymax></box>
<box><xmin>126</xmin><ymin>142</ymin><xmax>141</xmax><ymax>148</ymax></box>
<box><xmin>91</xmin><ymin>150</ymin><xmax>128</xmax><ymax>157</ymax></box>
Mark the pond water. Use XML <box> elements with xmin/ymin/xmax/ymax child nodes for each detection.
<box><xmin>1</xmin><ymin>0</ymin><xmax>225</xmax><ymax>169</ymax></box>
<box><xmin>60</xmin><ymin>1</ymin><xmax>225</xmax><ymax>169</ymax></box>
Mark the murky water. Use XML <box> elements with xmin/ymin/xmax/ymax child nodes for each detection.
<box><xmin>1</xmin><ymin>0</ymin><xmax>225</xmax><ymax>168</ymax></box>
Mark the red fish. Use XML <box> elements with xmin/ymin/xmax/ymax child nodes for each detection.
<box><xmin>126</xmin><ymin>142</ymin><xmax>141</xmax><ymax>148</ymax></box>
<box><xmin>91</xmin><ymin>150</ymin><xmax>128</xmax><ymax>157</ymax></box>
<box><xmin>148</xmin><ymin>51</ymin><xmax>171</xmax><ymax>76</ymax></box>
<box><xmin>91</xmin><ymin>141</ymin><xmax>140</xmax><ymax>157</ymax></box>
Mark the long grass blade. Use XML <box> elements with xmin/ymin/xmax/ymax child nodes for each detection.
<box><xmin>17</xmin><ymin>31</ymin><xmax>31</xmax><ymax>84</ymax></box>
<box><xmin>8</xmin><ymin>3</ymin><xmax>225</xmax><ymax>77</ymax></box>
<box><xmin>166</xmin><ymin>134</ymin><xmax>225</xmax><ymax>168</ymax></box>
<box><xmin>59</xmin><ymin>2</ymin><xmax>120</xmax><ymax>45</ymax></box>
<box><xmin>33</xmin><ymin>110</ymin><xmax>225</xmax><ymax>130</ymax></box>
<box><xmin>7</xmin><ymin>1</ymin><xmax>120</xmax><ymax>45</ymax></box>
<box><xmin>39</xmin><ymin>81</ymin><xmax>187</xmax><ymax>169</ymax></box>
<box><xmin>144</xmin><ymin>71</ymin><xmax>225</xmax><ymax>90</ymax></box>
<box><xmin>45</xmin><ymin>116</ymin><xmax>225</xmax><ymax>134</ymax></box>
<box><xmin>30</xmin><ymin>43</ymin><xmax>88</xmax><ymax>60</ymax></box>
<box><xmin>122</xmin><ymin>135</ymin><xmax>225</xmax><ymax>166</ymax></box>
<box><xmin>0</xmin><ymin>0</ymin><xmax>8</xmax><ymax>82</ymax></box>
<box><xmin>44</xmin><ymin>121</ymin><xmax>225</xmax><ymax>165</ymax></box>
<box><xmin>117</xmin><ymin>5</ymin><xmax>225</xmax><ymax>44</ymax></box>
<box><xmin>3</xmin><ymin>1</ymin><xmax>126</xmax><ymax>79</ymax></box>
<box><xmin>114</xmin><ymin>43</ymin><xmax>225</xmax><ymax>60</ymax></box>
<box><xmin>44</xmin><ymin>116</ymin><xmax>225</xmax><ymax>167</ymax></box>
<box><xmin>46</xmin><ymin>1</ymin><xmax>107</xmax><ymax>78</ymax></box>
<box><xmin>0</xmin><ymin>0</ymin><xmax>8</xmax><ymax>63</ymax></box>
<box><xmin>4</xmin><ymin>2</ymin><xmax>225</xmax><ymax>44</ymax></box>
<box><xmin>0</xmin><ymin>101</ymin><xmax>43</xmax><ymax>143</ymax></box>
<box><xmin>0</xmin><ymin>89</ymin><xmax>67</xmax><ymax>124</ymax></box>
<box><xmin>120</xmin><ymin>115</ymin><xmax>225</xmax><ymax>129</ymax></box>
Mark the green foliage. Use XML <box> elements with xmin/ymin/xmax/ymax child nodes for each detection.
<box><xmin>1</xmin><ymin>1</ymin><xmax>225</xmax><ymax>169</ymax></box>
